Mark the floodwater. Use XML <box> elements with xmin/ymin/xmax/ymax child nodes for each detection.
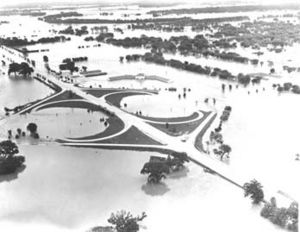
<box><xmin>0</xmin><ymin>5</ymin><xmax>299</xmax><ymax>232</ymax></box>
<box><xmin>0</xmin><ymin>77</ymin><xmax>54</xmax><ymax>118</ymax></box>
<box><xmin>0</xmin><ymin>108</ymin><xmax>107</xmax><ymax>140</ymax></box>
<box><xmin>0</xmin><ymin>145</ymin><xmax>283</xmax><ymax>232</ymax></box>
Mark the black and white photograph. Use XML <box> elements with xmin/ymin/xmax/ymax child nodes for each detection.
<box><xmin>0</xmin><ymin>0</ymin><xmax>299</xmax><ymax>231</ymax></box>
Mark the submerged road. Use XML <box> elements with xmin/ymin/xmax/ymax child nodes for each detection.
<box><xmin>0</xmin><ymin>46</ymin><xmax>290</xmax><ymax>202</ymax></box>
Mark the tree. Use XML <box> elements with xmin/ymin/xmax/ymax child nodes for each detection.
<box><xmin>7</xmin><ymin>130</ymin><xmax>12</xmax><ymax>139</ymax></box>
<box><xmin>287</xmin><ymin>202</ymin><xmax>298</xmax><ymax>221</ymax></box>
<box><xmin>219</xmin><ymin>144</ymin><xmax>232</xmax><ymax>160</ymax></box>
<box><xmin>20</xmin><ymin>62</ymin><xmax>34</xmax><ymax>77</ymax></box>
<box><xmin>43</xmin><ymin>55</ymin><xmax>49</xmax><ymax>62</ymax></box>
<box><xmin>243</xmin><ymin>179</ymin><xmax>264</xmax><ymax>204</ymax></box>
<box><xmin>237</xmin><ymin>73</ymin><xmax>251</xmax><ymax>85</ymax></box>
<box><xmin>8</xmin><ymin>62</ymin><xmax>20</xmax><ymax>76</ymax></box>
<box><xmin>270</xmin><ymin>207</ymin><xmax>289</xmax><ymax>227</ymax></box>
<box><xmin>8</xmin><ymin>62</ymin><xmax>34</xmax><ymax>77</ymax></box>
<box><xmin>221</xmin><ymin>83</ymin><xmax>225</xmax><ymax>91</ymax></box>
<box><xmin>209</xmin><ymin>131</ymin><xmax>223</xmax><ymax>144</ymax></box>
<box><xmin>140</xmin><ymin>154</ymin><xmax>188</xmax><ymax>183</ymax></box>
<box><xmin>26</xmin><ymin>123</ymin><xmax>38</xmax><ymax>135</ymax></box>
<box><xmin>82</xmin><ymin>66</ymin><xmax>87</xmax><ymax>72</ymax></box>
<box><xmin>17</xmin><ymin>128</ymin><xmax>22</xmax><ymax>136</ymax></box>
<box><xmin>0</xmin><ymin>140</ymin><xmax>19</xmax><ymax>158</ymax></box>
<box><xmin>0</xmin><ymin>140</ymin><xmax>25</xmax><ymax>174</ymax></box>
<box><xmin>261</xmin><ymin>202</ymin><xmax>275</xmax><ymax>218</ymax></box>
<box><xmin>140</xmin><ymin>160</ymin><xmax>169</xmax><ymax>184</ymax></box>
<box><xmin>108</xmin><ymin>210</ymin><xmax>146</xmax><ymax>232</ymax></box>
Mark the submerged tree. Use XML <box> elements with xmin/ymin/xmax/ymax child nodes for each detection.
<box><xmin>219</xmin><ymin>144</ymin><xmax>232</xmax><ymax>160</ymax></box>
<box><xmin>243</xmin><ymin>179</ymin><xmax>264</xmax><ymax>204</ymax></box>
<box><xmin>108</xmin><ymin>210</ymin><xmax>147</xmax><ymax>232</ymax></box>
<box><xmin>26</xmin><ymin>123</ymin><xmax>38</xmax><ymax>138</ymax></box>
<box><xmin>8</xmin><ymin>62</ymin><xmax>34</xmax><ymax>77</ymax></box>
<box><xmin>140</xmin><ymin>160</ymin><xmax>168</xmax><ymax>184</ymax></box>
<box><xmin>261</xmin><ymin>199</ymin><xmax>298</xmax><ymax>232</ymax></box>
<box><xmin>8</xmin><ymin>62</ymin><xmax>20</xmax><ymax>76</ymax></box>
<box><xmin>0</xmin><ymin>140</ymin><xmax>25</xmax><ymax>175</ymax></box>
<box><xmin>43</xmin><ymin>55</ymin><xmax>49</xmax><ymax>62</ymax></box>
<box><xmin>19</xmin><ymin>62</ymin><xmax>34</xmax><ymax>77</ymax></box>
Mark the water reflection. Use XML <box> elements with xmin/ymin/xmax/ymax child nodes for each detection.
<box><xmin>168</xmin><ymin>167</ymin><xmax>189</xmax><ymax>180</ymax></box>
<box><xmin>141</xmin><ymin>182</ymin><xmax>170</xmax><ymax>196</ymax></box>
<box><xmin>0</xmin><ymin>165</ymin><xmax>26</xmax><ymax>183</ymax></box>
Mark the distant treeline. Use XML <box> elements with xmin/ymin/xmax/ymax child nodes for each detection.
<box><xmin>42</xmin><ymin>11</ymin><xmax>83</xmax><ymax>22</ymax></box>
<box><xmin>0</xmin><ymin>36</ymin><xmax>70</xmax><ymax>47</ymax></box>
<box><xmin>96</xmin><ymin>33</ymin><xmax>255</xmax><ymax>64</ymax></box>
<box><xmin>129</xmin><ymin>16</ymin><xmax>249</xmax><ymax>32</ymax></box>
<box><xmin>147</xmin><ymin>4</ymin><xmax>300</xmax><ymax>16</ymax></box>
<box><xmin>20</xmin><ymin>11</ymin><xmax>46</xmax><ymax>16</ymax></box>
<box><xmin>124</xmin><ymin>52</ymin><xmax>259</xmax><ymax>86</ymax></box>
<box><xmin>0</xmin><ymin>10</ymin><xmax>46</xmax><ymax>17</ymax></box>
<box><xmin>0</xmin><ymin>21</ymin><xmax>9</xmax><ymax>25</ymax></box>
<box><xmin>42</xmin><ymin>15</ymin><xmax>249</xmax><ymax>25</ymax></box>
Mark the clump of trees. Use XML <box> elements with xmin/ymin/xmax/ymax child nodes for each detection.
<box><xmin>261</xmin><ymin>198</ymin><xmax>298</xmax><ymax>232</ymax></box>
<box><xmin>276</xmin><ymin>82</ymin><xmax>300</xmax><ymax>95</ymax></box>
<box><xmin>283</xmin><ymin>65</ymin><xmax>300</xmax><ymax>73</ymax></box>
<box><xmin>0</xmin><ymin>140</ymin><xmax>25</xmax><ymax>175</ymax></box>
<box><xmin>14</xmin><ymin>128</ymin><xmax>25</xmax><ymax>139</ymax></box>
<box><xmin>140</xmin><ymin>158</ymin><xmax>169</xmax><ymax>184</ymax></box>
<box><xmin>202</xmin><ymin>50</ymin><xmax>250</xmax><ymax>64</ymax></box>
<box><xmin>84</xmin><ymin>36</ymin><xmax>94</xmax><ymax>41</ymax></box>
<box><xmin>237</xmin><ymin>73</ymin><xmax>251</xmax><ymax>86</ymax></box>
<box><xmin>59</xmin><ymin>57</ymin><xmax>83</xmax><ymax>73</ymax></box>
<box><xmin>131</xmin><ymin>22</ymin><xmax>184</xmax><ymax>32</ymax></box>
<box><xmin>8</xmin><ymin>62</ymin><xmax>34</xmax><ymax>77</ymax></box>
<box><xmin>208</xmin><ymin>106</ymin><xmax>232</xmax><ymax>160</ymax></box>
<box><xmin>107</xmin><ymin>210</ymin><xmax>147</xmax><ymax>232</ymax></box>
<box><xmin>0</xmin><ymin>36</ymin><xmax>69</xmax><ymax>47</ymax></box>
<box><xmin>210</xmin><ymin>131</ymin><xmax>223</xmax><ymax>144</ymax></box>
<box><xmin>95</xmin><ymin>33</ymin><xmax>114</xmax><ymax>42</ymax></box>
<box><xmin>141</xmin><ymin>154</ymin><xmax>188</xmax><ymax>184</ymax></box>
<box><xmin>125</xmin><ymin>54</ymin><xmax>142</xmax><ymax>62</ymax></box>
<box><xmin>63</xmin><ymin>57</ymin><xmax>88</xmax><ymax>63</ymax></box>
<box><xmin>213</xmin><ymin>144</ymin><xmax>232</xmax><ymax>160</ymax></box>
<box><xmin>59</xmin><ymin>25</ymin><xmax>88</xmax><ymax>36</ymax></box>
<box><xmin>102</xmin><ymin>33</ymin><xmax>253</xmax><ymax>64</ymax></box>
<box><xmin>243</xmin><ymin>179</ymin><xmax>264</xmax><ymax>204</ymax></box>
<box><xmin>125</xmin><ymin>52</ymin><xmax>249</xmax><ymax>84</ymax></box>
<box><xmin>59</xmin><ymin>25</ymin><xmax>75</xmax><ymax>35</ymax></box>
<box><xmin>37</xmin><ymin>36</ymin><xmax>70</xmax><ymax>44</ymax></box>
<box><xmin>215</xmin><ymin>20</ymin><xmax>300</xmax><ymax>49</ymax></box>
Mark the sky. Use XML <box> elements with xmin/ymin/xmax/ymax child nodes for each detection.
<box><xmin>0</xmin><ymin>0</ymin><xmax>298</xmax><ymax>8</ymax></box>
